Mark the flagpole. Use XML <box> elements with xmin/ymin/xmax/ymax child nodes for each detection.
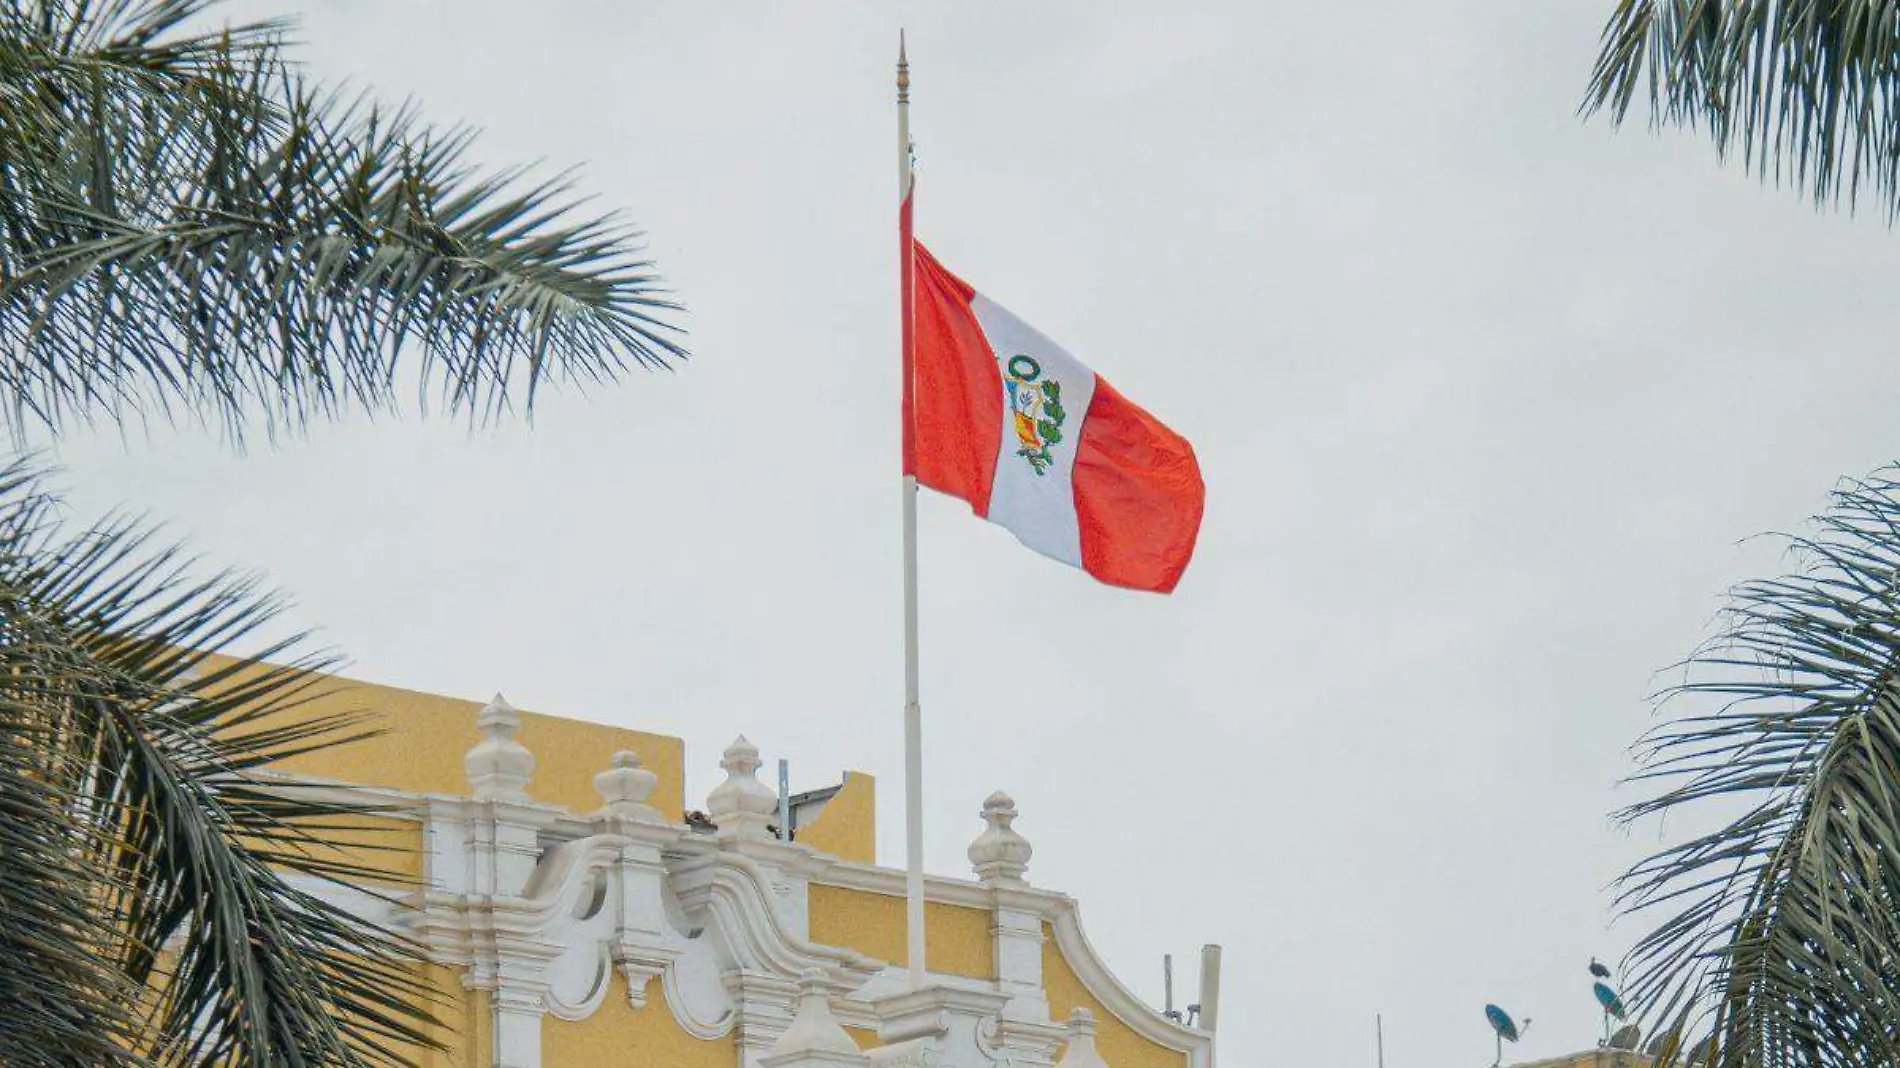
<box><xmin>897</xmin><ymin>31</ymin><xmax>927</xmax><ymax>992</ymax></box>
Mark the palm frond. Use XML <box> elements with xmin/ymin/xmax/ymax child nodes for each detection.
<box><xmin>0</xmin><ymin>694</ymin><xmax>144</xmax><ymax>1068</ymax></box>
<box><xmin>0</xmin><ymin>0</ymin><xmax>685</xmax><ymax>443</ymax></box>
<box><xmin>0</xmin><ymin>455</ymin><xmax>441</xmax><ymax>1066</ymax></box>
<box><xmin>1584</xmin><ymin>0</ymin><xmax>1900</xmax><ymax>217</ymax></box>
<box><xmin>1619</xmin><ymin>469</ymin><xmax>1900</xmax><ymax>1068</ymax></box>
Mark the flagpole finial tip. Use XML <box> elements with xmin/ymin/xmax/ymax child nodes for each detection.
<box><xmin>897</xmin><ymin>30</ymin><xmax>910</xmax><ymax>101</ymax></box>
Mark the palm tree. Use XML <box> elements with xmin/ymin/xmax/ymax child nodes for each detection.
<box><xmin>1587</xmin><ymin>5</ymin><xmax>1900</xmax><ymax>1066</ymax></box>
<box><xmin>1586</xmin><ymin>0</ymin><xmax>1900</xmax><ymax>215</ymax></box>
<box><xmin>0</xmin><ymin>2</ymin><xmax>683</xmax><ymax>1065</ymax></box>
<box><xmin>1615</xmin><ymin>473</ymin><xmax>1900</xmax><ymax>1068</ymax></box>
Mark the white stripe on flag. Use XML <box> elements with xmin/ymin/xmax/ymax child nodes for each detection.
<box><xmin>971</xmin><ymin>293</ymin><xmax>1097</xmax><ymax>568</ymax></box>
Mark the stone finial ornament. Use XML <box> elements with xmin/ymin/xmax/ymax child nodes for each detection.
<box><xmin>707</xmin><ymin>735</ymin><xmax>777</xmax><ymax>839</ymax></box>
<box><xmin>464</xmin><ymin>693</ymin><xmax>534</xmax><ymax>802</ymax></box>
<box><xmin>761</xmin><ymin>969</ymin><xmax>865</xmax><ymax>1066</ymax></box>
<box><xmin>1056</xmin><ymin>1008</ymin><xmax>1110</xmax><ymax>1068</ymax></box>
<box><xmin>593</xmin><ymin>749</ymin><xmax>661</xmax><ymax>822</ymax></box>
<box><xmin>968</xmin><ymin>790</ymin><xmax>1032</xmax><ymax>886</ymax></box>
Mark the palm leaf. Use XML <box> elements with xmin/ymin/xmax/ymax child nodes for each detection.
<box><xmin>1585</xmin><ymin>0</ymin><xmax>1900</xmax><ymax>216</ymax></box>
<box><xmin>1619</xmin><ymin>469</ymin><xmax>1900</xmax><ymax>1068</ymax></box>
<box><xmin>0</xmin><ymin>0</ymin><xmax>685</xmax><ymax>442</ymax></box>
<box><xmin>0</xmin><ymin>696</ymin><xmax>144</xmax><ymax>1068</ymax></box>
<box><xmin>0</xmin><ymin>455</ymin><xmax>441</xmax><ymax>1066</ymax></box>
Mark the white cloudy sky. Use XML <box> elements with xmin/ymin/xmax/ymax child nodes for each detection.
<box><xmin>43</xmin><ymin>2</ymin><xmax>1900</xmax><ymax>1064</ymax></box>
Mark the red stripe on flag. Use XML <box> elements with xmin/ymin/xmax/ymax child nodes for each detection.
<box><xmin>910</xmin><ymin>242</ymin><xmax>1003</xmax><ymax>517</ymax></box>
<box><xmin>1073</xmin><ymin>376</ymin><xmax>1205</xmax><ymax>593</ymax></box>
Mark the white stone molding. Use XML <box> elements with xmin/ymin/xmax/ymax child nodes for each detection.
<box><xmin>271</xmin><ymin>738</ymin><xmax>1220</xmax><ymax>1068</ymax></box>
<box><xmin>802</xmin><ymin>860</ymin><xmax>1215</xmax><ymax>1067</ymax></box>
<box><xmin>806</xmin><ymin>856</ymin><xmax>1053</xmax><ymax>911</ymax></box>
<box><xmin>983</xmin><ymin>1013</ymin><xmax>1069</xmax><ymax>1068</ymax></box>
<box><xmin>527</xmin><ymin>835</ymin><xmax>627</xmax><ymax>1022</ymax></box>
<box><xmin>992</xmin><ymin>898</ymin><xmax>1051</xmax><ymax>1026</ymax></box>
<box><xmin>1055</xmin><ymin>1009</ymin><xmax>1110</xmax><ymax>1068</ymax></box>
<box><xmin>491</xmin><ymin>985</ymin><xmax>544</xmax><ymax>1068</ymax></box>
<box><xmin>665</xmin><ymin>848</ymin><xmax>885</xmax><ymax>1065</ymax></box>
<box><xmin>865</xmin><ymin>984</ymin><xmax>1010</xmax><ymax>1068</ymax></box>
<box><xmin>726</xmin><ymin>969</ymin><xmax>806</xmax><ymax>1067</ymax></box>
<box><xmin>669</xmin><ymin>850</ymin><xmax>886</xmax><ymax>986</ymax></box>
<box><xmin>703</xmin><ymin>830</ymin><xmax>825</xmax><ymax>941</ymax></box>
<box><xmin>968</xmin><ymin>791</ymin><xmax>1032</xmax><ymax>887</ymax></box>
<box><xmin>459</xmin><ymin>832</ymin><xmax>630</xmax><ymax>1033</ymax></box>
<box><xmin>708</xmin><ymin>735</ymin><xmax>779</xmax><ymax>840</ymax></box>
<box><xmin>593</xmin><ymin>749</ymin><xmax>665</xmax><ymax>823</ymax></box>
<box><xmin>607</xmin><ymin>820</ymin><xmax>687</xmax><ymax>1008</ymax></box>
<box><xmin>763</xmin><ymin>970</ymin><xmax>869</xmax><ymax>1068</ymax></box>
<box><xmin>659</xmin><ymin>930</ymin><xmax>739</xmax><ymax>1039</ymax></box>
<box><xmin>465</xmin><ymin>693</ymin><xmax>534</xmax><ymax>803</ymax></box>
<box><xmin>969</xmin><ymin>791</ymin><xmax>1049</xmax><ymax>1028</ymax></box>
<box><xmin>1048</xmin><ymin>900</ymin><xmax>1215</xmax><ymax>1068</ymax></box>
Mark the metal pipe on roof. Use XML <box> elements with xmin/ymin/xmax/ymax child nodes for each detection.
<box><xmin>1199</xmin><ymin>944</ymin><xmax>1222</xmax><ymax>1033</ymax></box>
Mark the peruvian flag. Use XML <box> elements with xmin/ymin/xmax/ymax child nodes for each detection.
<box><xmin>902</xmin><ymin>209</ymin><xmax>1205</xmax><ymax>593</ymax></box>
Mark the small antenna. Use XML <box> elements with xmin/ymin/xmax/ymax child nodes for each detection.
<box><xmin>1198</xmin><ymin>944</ymin><xmax>1222</xmax><ymax>1033</ymax></box>
<box><xmin>1163</xmin><ymin>955</ymin><xmax>1180</xmax><ymax>1022</ymax></box>
<box><xmin>777</xmin><ymin>758</ymin><xmax>791</xmax><ymax>841</ymax></box>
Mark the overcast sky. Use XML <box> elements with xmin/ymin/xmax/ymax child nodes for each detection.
<box><xmin>42</xmin><ymin>2</ymin><xmax>1900</xmax><ymax>1064</ymax></box>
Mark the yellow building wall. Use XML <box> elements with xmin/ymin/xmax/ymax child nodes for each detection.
<box><xmin>806</xmin><ymin>884</ymin><xmax>993</xmax><ymax>980</ymax></box>
<box><xmin>1043</xmin><ymin>924</ymin><xmax>1188</xmax><ymax>1068</ymax></box>
<box><xmin>200</xmin><ymin>657</ymin><xmax>1185</xmax><ymax>1068</ymax></box>
<box><xmin>202</xmin><ymin>655</ymin><xmax>685</xmax><ymax>820</ymax></box>
<box><xmin>793</xmin><ymin>772</ymin><xmax>877</xmax><ymax>864</ymax></box>
<box><xmin>385</xmin><ymin>964</ymin><xmax>479</xmax><ymax>1068</ymax></box>
<box><xmin>541</xmin><ymin>974</ymin><xmax>735</xmax><ymax>1068</ymax></box>
<box><xmin>296</xmin><ymin>814</ymin><xmax>424</xmax><ymax>882</ymax></box>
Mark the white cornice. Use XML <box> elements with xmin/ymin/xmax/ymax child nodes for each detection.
<box><xmin>807</xmin><ymin>857</ymin><xmax>1067</xmax><ymax>913</ymax></box>
<box><xmin>804</xmin><ymin>855</ymin><xmax>1214</xmax><ymax>1067</ymax></box>
<box><xmin>671</xmin><ymin>851</ymin><xmax>887</xmax><ymax>985</ymax></box>
<box><xmin>1048</xmin><ymin>900</ymin><xmax>1214</xmax><ymax>1068</ymax></box>
<box><xmin>261</xmin><ymin>762</ymin><xmax>1219</xmax><ymax>1066</ymax></box>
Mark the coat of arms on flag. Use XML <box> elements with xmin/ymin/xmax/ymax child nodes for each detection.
<box><xmin>1002</xmin><ymin>354</ymin><xmax>1066</xmax><ymax>475</ymax></box>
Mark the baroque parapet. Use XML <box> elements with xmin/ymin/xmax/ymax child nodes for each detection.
<box><xmin>297</xmin><ymin>704</ymin><xmax>1216</xmax><ymax>1068</ymax></box>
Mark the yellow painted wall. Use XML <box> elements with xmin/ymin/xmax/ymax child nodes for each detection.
<box><xmin>297</xmin><ymin>814</ymin><xmax>424</xmax><ymax>882</ymax></box>
<box><xmin>194</xmin><ymin>657</ymin><xmax>1190</xmax><ymax>1068</ymax></box>
<box><xmin>386</xmin><ymin>965</ymin><xmax>478</xmax><ymax>1068</ymax></box>
<box><xmin>541</xmin><ymin>974</ymin><xmax>735</xmax><ymax>1068</ymax></box>
<box><xmin>1043</xmin><ymin>924</ymin><xmax>1187</xmax><ymax>1068</ymax></box>
<box><xmin>793</xmin><ymin>772</ymin><xmax>877</xmax><ymax>864</ymax></box>
<box><xmin>202</xmin><ymin>655</ymin><xmax>685</xmax><ymax>819</ymax></box>
<box><xmin>806</xmin><ymin>884</ymin><xmax>993</xmax><ymax>980</ymax></box>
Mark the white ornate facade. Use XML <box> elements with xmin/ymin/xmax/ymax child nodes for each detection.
<box><xmin>283</xmin><ymin>682</ymin><xmax>1218</xmax><ymax>1068</ymax></box>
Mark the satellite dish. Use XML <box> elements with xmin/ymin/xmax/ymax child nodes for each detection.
<box><xmin>1484</xmin><ymin>1004</ymin><xmax>1531</xmax><ymax>1068</ymax></box>
<box><xmin>1608</xmin><ymin>1024</ymin><xmax>1642</xmax><ymax>1050</ymax></box>
<box><xmin>1688</xmin><ymin>1036</ymin><xmax>1714</xmax><ymax>1066</ymax></box>
<box><xmin>1589</xmin><ymin>958</ymin><xmax>1613</xmax><ymax>979</ymax></box>
<box><xmin>1484</xmin><ymin>1004</ymin><xmax>1522</xmax><ymax>1042</ymax></box>
<box><xmin>1592</xmin><ymin>981</ymin><xmax>1627</xmax><ymax>1019</ymax></box>
<box><xmin>1642</xmin><ymin>1030</ymin><xmax>1676</xmax><ymax>1057</ymax></box>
